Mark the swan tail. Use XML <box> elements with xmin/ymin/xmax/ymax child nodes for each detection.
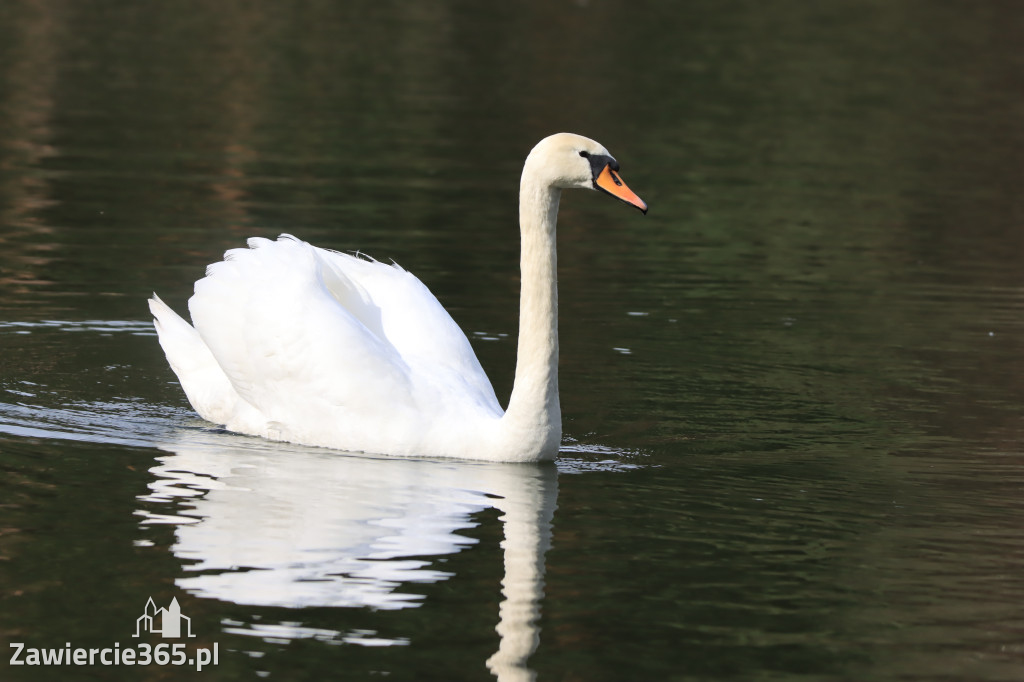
<box><xmin>148</xmin><ymin>293</ymin><xmax>243</xmax><ymax>426</ymax></box>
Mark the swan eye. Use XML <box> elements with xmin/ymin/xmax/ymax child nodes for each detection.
<box><xmin>580</xmin><ymin>151</ymin><xmax>620</xmax><ymax>183</ymax></box>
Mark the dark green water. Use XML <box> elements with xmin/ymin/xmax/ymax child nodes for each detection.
<box><xmin>2</xmin><ymin>1</ymin><xmax>1024</xmax><ymax>680</ymax></box>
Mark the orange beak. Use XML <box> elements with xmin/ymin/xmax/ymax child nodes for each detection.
<box><xmin>595</xmin><ymin>165</ymin><xmax>648</xmax><ymax>214</ymax></box>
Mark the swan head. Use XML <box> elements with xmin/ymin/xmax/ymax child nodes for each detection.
<box><xmin>524</xmin><ymin>133</ymin><xmax>647</xmax><ymax>214</ymax></box>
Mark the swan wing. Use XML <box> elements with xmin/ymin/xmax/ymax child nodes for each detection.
<box><xmin>313</xmin><ymin>240</ymin><xmax>501</xmax><ymax>412</ymax></box>
<box><xmin>183</xmin><ymin>236</ymin><xmax>500</xmax><ymax>449</ymax></box>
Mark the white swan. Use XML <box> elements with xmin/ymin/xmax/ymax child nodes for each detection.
<box><xmin>148</xmin><ymin>133</ymin><xmax>647</xmax><ymax>462</ymax></box>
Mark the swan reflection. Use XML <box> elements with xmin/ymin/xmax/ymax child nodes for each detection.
<box><xmin>137</xmin><ymin>428</ymin><xmax>557</xmax><ymax>681</ymax></box>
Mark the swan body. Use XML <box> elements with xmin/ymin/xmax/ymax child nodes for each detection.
<box><xmin>149</xmin><ymin>133</ymin><xmax>646</xmax><ymax>462</ymax></box>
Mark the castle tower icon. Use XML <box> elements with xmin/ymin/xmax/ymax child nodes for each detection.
<box><xmin>133</xmin><ymin>597</ymin><xmax>195</xmax><ymax>638</ymax></box>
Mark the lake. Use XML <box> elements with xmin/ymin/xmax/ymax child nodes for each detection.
<box><xmin>2</xmin><ymin>1</ymin><xmax>1024</xmax><ymax>680</ymax></box>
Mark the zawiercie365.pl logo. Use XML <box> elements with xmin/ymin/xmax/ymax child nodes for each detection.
<box><xmin>9</xmin><ymin>597</ymin><xmax>219</xmax><ymax>671</ymax></box>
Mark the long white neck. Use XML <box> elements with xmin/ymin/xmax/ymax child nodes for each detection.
<box><xmin>499</xmin><ymin>171</ymin><xmax>562</xmax><ymax>461</ymax></box>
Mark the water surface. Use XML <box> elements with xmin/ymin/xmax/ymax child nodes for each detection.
<box><xmin>2</xmin><ymin>1</ymin><xmax>1024</xmax><ymax>680</ymax></box>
